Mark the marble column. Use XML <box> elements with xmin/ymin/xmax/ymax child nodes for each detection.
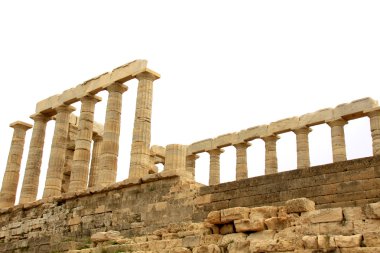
<box><xmin>164</xmin><ymin>144</ymin><xmax>187</xmax><ymax>173</ymax></box>
<box><xmin>186</xmin><ymin>154</ymin><xmax>199</xmax><ymax>177</ymax></box>
<box><xmin>327</xmin><ymin>119</ymin><xmax>347</xmax><ymax>162</ymax></box>
<box><xmin>0</xmin><ymin>121</ymin><xmax>32</xmax><ymax>208</ymax></box>
<box><xmin>19</xmin><ymin>113</ymin><xmax>50</xmax><ymax>204</ymax></box>
<box><xmin>234</xmin><ymin>142</ymin><xmax>251</xmax><ymax>180</ymax></box>
<box><xmin>367</xmin><ymin>109</ymin><xmax>380</xmax><ymax>156</ymax></box>
<box><xmin>68</xmin><ymin>95</ymin><xmax>101</xmax><ymax>192</ymax></box>
<box><xmin>208</xmin><ymin>148</ymin><xmax>224</xmax><ymax>185</ymax></box>
<box><xmin>293</xmin><ymin>127</ymin><xmax>312</xmax><ymax>169</ymax></box>
<box><xmin>129</xmin><ymin>71</ymin><xmax>159</xmax><ymax>178</ymax></box>
<box><xmin>43</xmin><ymin>105</ymin><xmax>76</xmax><ymax>198</ymax></box>
<box><xmin>95</xmin><ymin>82</ymin><xmax>128</xmax><ymax>187</ymax></box>
<box><xmin>61</xmin><ymin>148</ymin><xmax>74</xmax><ymax>194</ymax></box>
<box><xmin>262</xmin><ymin>135</ymin><xmax>279</xmax><ymax>175</ymax></box>
<box><xmin>88</xmin><ymin>134</ymin><xmax>103</xmax><ymax>188</ymax></box>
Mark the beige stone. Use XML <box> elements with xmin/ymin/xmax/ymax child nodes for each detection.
<box><xmin>88</xmin><ymin>134</ymin><xmax>103</xmax><ymax>188</ymax></box>
<box><xmin>186</xmin><ymin>154</ymin><xmax>199</xmax><ymax>176</ymax></box>
<box><xmin>234</xmin><ymin>218</ymin><xmax>264</xmax><ymax>232</ymax></box>
<box><xmin>233</xmin><ymin>142</ymin><xmax>251</xmax><ymax>180</ymax></box>
<box><xmin>334</xmin><ymin>234</ymin><xmax>362</xmax><ymax>248</ymax></box>
<box><xmin>299</xmin><ymin>108</ymin><xmax>334</xmax><ymax>127</ymax></box>
<box><xmin>251</xmin><ymin>206</ymin><xmax>279</xmax><ymax>219</ymax></box>
<box><xmin>247</xmin><ymin>230</ymin><xmax>276</xmax><ymax>242</ymax></box>
<box><xmin>268</xmin><ymin>116</ymin><xmax>299</xmax><ymax>134</ymax></box>
<box><xmin>286</xmin><ymin>198</ymin><xmax>315</xmax><ymax>213</ymax></box>
<box><xmin>334</xmin><ymin>97</ymin><xmax>378</xmax><ymax>120</ymax></box>
<box><xmin>366</xmin><ymin>108</ymin><xmax>380</xmax><ymax>156</ymax></box>
<box><xmin>364</xmin><ymin>202</ymin><xmax>380</xmax><ymax>218</ymax></box>
<box><xmin>327</xmin><ymin>118</ymin><xmax>347</xmax><ymax>162</ymax></box>
<box><xmin>239</xmin><ymin>125</ymin><xmax>268</xmax><ymax>142</ymax></box>
<box><xmin>206</xmin><ymin>211</ymin><xmax>221</xmax><ymax>225</ymax></box>
<box><xmin>220</xmin><ymin>207</ymin><xmax>250</xmax><ymax>223</ymax></box>
<box><xmin>301</xmin><ymin>208</ymin><xmax>343</xmax><ymax>224</ymax></box>
<box><xmin>219</xmin><ymin>224</ymin><xmax>234</xmax><ymax>235</ymax></box>
<box><xmin>219</xmin><ymin>233</ymin><xmax>247</xmax><ymax>247</ymax></box>
<box><xmin>264</xmin><ymin>217</ymin><xmax>290</xmax><ymax>230</ymax></box>
<box><xmin>293</xmin><ymin>127</ymin><xmax>312</xmax><ymax>169</ymax></box>
<box><xmin>193</xmin><ymin>244</ymin><xmax>221</xmax><ymax>253</ymax></box>
<box><xmin>208</xmin><ymin>148</ymin><xmax>224</xmax><ymax>185</ymax></box>
<box><xmin>212</xmin><ymin>132</ymin><xmax>238</xmax><ymax>148</ymax></box>
<box><xmin>164</xmin><ymin>144</ymin><xmax>188</xmax><ymax>175</ymax></box>
<box><xmin>363</xmin><ymin>231</ymin><xmax>380</xmax><ymax>247</ymax></box>
<box><xmin>262</xmin><ymin>135</ymin><xmax>279</xmax><ymax>175</ymax></box>
<box><xmin>227</xmin><ymin>241</ymin><xmax>250</xmax><ymax>253</ymax></box>
<box><xmin>187</xmin><ymin>139</ymin><xmax>213</xmax><ymax>155</ymax></box>
<box><xmin>91</xmin><ymin>230</ymin><xmax>122</xmax><ymax>243</ymax></box>
<box><xmin>302</xmin><ymin>235</ymin><xmax>318</xmax><ymax>249</ymax></box>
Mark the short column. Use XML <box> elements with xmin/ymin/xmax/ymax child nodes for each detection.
<box><xmin>95</xmin><ymin>83</ymin><xmax>128</xmax><ymax>187</ymax></box>
<box><xmin>262</xmin><ymin>135</ymin><xmax>279</xmax><ymax>175</ymax></box>
<box><xmin>293</xmin><ymin>127</ymin><xmax>312</xmax><ymax>169</ymax></box>
<box><xmin>367</xmin><ymin>109</ymin><xmax>380</xmax><ymax>156</ymax></box>
<box><xmin>0</xmin><ymin>121</ymin><xmax>32</xmax><ymax>208</ymax></box>
<box><xmin>186</xmin><ymin>154</ymin><xmax>199</xmax><ymax>177</ymax></box>
<box><xmin>19</xmin><ymin>113</ymin><xmax>50</xmax><ymax>204</ymax></box>
<box><xmin>208</xmin><ymin>148</ymin><xmax>224</xmax><ymax>185</ymax></box>
<box><xmin>68</xmin><ymin>95</ymin><xmax>101</xmax><ymax>192</ymax></box>
<box><xmin>327</xmin><ymin>119</ymin><xmax>347</xmax><ymax>162</ymax></box>
<box><xmin>233</xmin><ymin>142</ymin><xmax>251</xmax><ymax>180</ymax></box>
<box><xmin>129</xmin><ymin>71</ymin><xmax>160</xmax><ymax>178</ymax></box>
<box><xmin>88</xmin><ymin>134</ymin><xmax>103</xmax><ymax>188</ymax></box>
<box><xmin>43</xmin><ymin>105</ymin><xmax>76</xmax><ymax>199</ymax></box>
<box><xmin>164</xmin><ymin>144</ymin><xmax>187</xmax><ymax>173</ymax></box>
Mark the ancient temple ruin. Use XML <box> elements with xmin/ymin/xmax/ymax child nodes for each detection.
<box><xmin>0</xmin><ymin>60</ymin><xmax>379</xmax><ymax>252</ymax></box>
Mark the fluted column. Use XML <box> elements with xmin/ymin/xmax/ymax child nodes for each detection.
<box><xmin>186</xmin><ymin>154</ymin><xmax>199</xmax><ymax>176</ymax></box>
<box><xmin>164</xmin><ymin>144</ymin><xmax>187</xmax><ymax>173</ymax></box>
<box><xmin>129</xmin><ymin>71</ymin><xmax>160</xmax><ymax>178</ymax></box>
<box><xmin>367</xmin><ymin>109</ymin><xmax>380</xmax><ymax>156</ymax></box>
<box><xmin>234</xmin><ymin>142</ymin><xmax>251</xmax><ymax>180</ymax></box>
<box><xmin>19</xmin><ymin>113</ymin><xmax>50</xmax><ymax>204</ymax></box>
<box><xmin>61</xmin><ymin>148</ymin><xmax>74</xmax><ymax>194</ymax></box>
<box><xmin>43</xmin><ymin>105</ymin><xmax>76</xmax><ymax>198</ymax></box>
<box><xmin>293</xmin><ymin>127</ymin><xmax>312</xmax><ymax>169</ymax></box>
<box><xmin>208</xmin><ymin>148</ymin><xmax>224</xmax><ymax>185</ymax></box>
<box><xmin>262</xmin><ymin>135</ymin><xmax>279</xmax><ymax>175</ymax></box>
<box><xmin>95</xmin><ymin>83</ymin><xmax>128</xmax><ymax>187</ymax></box>
<box><xmin>88</xmin><ymin>134</ymin><xmax>103</xmax><ymax>188</ymax></box>
<box><xmin>327</xmin><ymin>119</ymin><xmax>347</xmax><ymax>162</ymax></box>
<box><xmin>0</xmin><ymin>121</ymin><xmax>32</xmax><ymax>208</ymax></box>
<box><xmin>68</xmin><ymin>95</ymin><xmax>101</xmax><ymax>192</ymax></box>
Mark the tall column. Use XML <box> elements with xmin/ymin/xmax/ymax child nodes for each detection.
<box><xmin>0</xmin><ymin>122</ymin><xmax>32</xmax><ymax>208</ymax></box>
<box><xmin>208</xmin><ymin>148</ymin><xmax>224</xmax><ymax>185</ymax></box>
<box><xmin>19</xmin><ymin>113</ymin><xmax>50</xmax><ymax>204</ymax></box>
<box><xmin>367</xmin><ymin>109</ymin><xmax>380</xmax><ymax>156</ymax></box>
<box><xmin>43</xmin><ymin>105</ymin><xmax>76</xmax><ymax>198</ymax></box>
<box><xmin>262</xmin><ymin>135</ymin><xmax>279</xmax><ymax>175</ymax></box>
<box><xmin>95</xmin><ymin>82</ymin><xmax>128</xmax><ymax>187</ymax></box>
<box><xmin>186</xmin><ymin>154</ymin><xmax>199</xmax><ymax>176</ymax></box>
<box><xmin>61</xmin><ymin>148</ymin><xmax>74</xmax><ymax>194</ymax></box>
<box><xmin>164</xmin><ymin>144</ymin><xmax>187</xmax><ymax>173</ymax></box>
<box><xmin>129</xmin><ymin>71</ymin><xmax>160</xmax><ymax>178</ymax></box>
<box><xmin>293</xmin><ymin>127</ymin><xmax>312</xmax><ymax>169</ymax></box>
<box><xmin>68</xmin><ymin>95</ymin><xmax>101</xmax><ymax>192</ymax></box>
<box><xmin>327</xmin><ymin>119</ymin><xmax>347</xmax><ymax>162</ymax></box>
<box><xmin>234</xmin><ymin>142</ymin><xmax>251</xmax><ymax>180</ymax></box>
<box><xmin>88</xmin><ymin>134</ymin><xmax>103</xmax><ymax>188</ymax></box>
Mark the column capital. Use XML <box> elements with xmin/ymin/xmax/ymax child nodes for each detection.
<box><xmin>107</xmin><ymin>82</ymin><xmax>128</xmax><ymax>94</ymax></box>
<box><xmin>30</xmin><ymin>113</ymin><xmax>51</xmax><ymax>122</ymax></box>
<box><xmin>9</xmin><ymin>121</ymin><xmax>32</xmax><ymax>131</ymax></box>
<box><xmin>81</xmin><ymin>94</ymin><xmax>102</xmax><ymax>103</ymax></box>
<box><xmin>187</xmin><ymin>154</ymin><xmax>200</xmax><ymax>160</ymax></box>
<box><xmin>326</xmin><ymin>118</ymin><xmax>347</xmax><ymax>127</ymax></box>
<box><xmin>207</xmin><ymin>148</ymin><xmax>225</xmax><ymax>156</ymax></box>
<box><xmin>365</xmin><ymin>107</ymin><xmax>380</xmax><ymax>118</ymax></box>
<box><xmin>54</xmin><ymin>104</ymin><xmax>76</xmax><ymax>114</ymax></box>
<box><xmin>233</xmin><ymin>142</ymin><xmax>251</xmax><ymax>149</ymax></box>
<box><xmin>92</xmin><ymin>133</ymin><xmax>103</xmax><ymax>141</ymax></box>
<box><xmin>292</xmin><ymin>126</ymin><xmax>312</xmax><ymax>135</ymax></box>
<box><xmin>136</xmin><ymin>69</ymin><xmax>160</xmax><ymax>81</ymax></box>
<box><xmin>261</xmin><ymin>135</ymin><xmax>280</xmax><ymax>142</ymax></box>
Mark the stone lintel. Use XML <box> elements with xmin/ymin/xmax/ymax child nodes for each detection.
<box><xmin>364</xmin><ymin>106</ymin><xmax>380</xmax><ymax>115</ymax></box>
<box><xmin>151</xmin><ymin>145</ymin><xmax>166</xmax><ymax>159</ymax></box>
<box><xmin>9</xmin><ymin>121</ymin><xmax>33</xmax><ymax>130</ymax></box>
<box><xmin>136</xmin><ymin>68</ymin><xmax>161</xmax><ymax>81</ymax></box>
<box><xmin>187</xmin><ymin>138</ymin><xmax>213</xmax><ymax>155</ymax></box>
<box><xmin>212</xmin><ymin>132</ymin><xmax>238</xmax><ymax>148</ymax></box>
<box><xmin>299</xmin><ymin>108</ymin><xmax>334</xmax><ymax>127</ymax></box>
<box><xmin>268</xmin><ymin>116</ymin><xmax>299</xmax><ymax>134</ymax></box>
<box><xmin>239</xmin><ymin>125</ymin><xmax>268</xmax><ymax>142</ymax></box>
<box><xmin>333</xmin><ymin>97</ymin><xmax>378</xmax><ymax>120</ymax></box>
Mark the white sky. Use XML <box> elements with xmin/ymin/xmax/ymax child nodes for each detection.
<box><xmin>0</xmin><ymin>1</ymin><xmax>379</xmax><ymax>201</ymax></box>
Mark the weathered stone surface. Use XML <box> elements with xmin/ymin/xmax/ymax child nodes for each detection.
<box><xmin>219</xmin><ymin>233</ymin><xmax>247</xmax><ymax>247</ymax></box>
<box><xmin>365</xmin><ymin>202</ymin><xmax>380</xmax><ymax>218</ymax></box>
<box><xmin>91</xmin><ymin>230</ymin><xmax>122</xmax><ymax>243</ymax></box>
<box><xmin>264</xmin><ymin>217</ymin><xmax>290</xmax><ymax>230</ymax></box>
<box><xmin>220</xmin><ymin>207</ymin><xmax>250</xmax><ymax>223</ymax></box>
<box><xmin>227</xmin><ymin>241</ymin><xmax>250</xmax><ymax>253</ymax></box>
<box><xmin>193</xmin><ymin>244</ymin><xmax>221</xmax><ymax>253</ymax></box>
<box><xmin>302</xmin><ymin>235</ymin><xmax>318</xmax><ymax>249</ymax></box>
<box><xmin>234</xmin><ymin>219</ymin><xmax>264</xmax><ymax>232</ymax></box>
<box><xmin>334</xmin><ymin>234</ymin><xmax>362</xmax><ymax>248</ymax></box>
<box><xmin>363</xmin><ymin>231</ymin><xmax>380</xmax><ymax>247</ymax></box>
<box><xmin>247</xmin><ymin>230</ymin><xmax>276</xmax><ymax>242</ymax></box>
<box><xmin>285</xmin><ymin>198</ymin><xmax>315</xmax><ymax>213</ymax></box>
<box><xmin>219</xmin><ymin>224</ymin><xmax>234</xmax><ymax>235</ymax></box>
<box><xmin>206</xmin><ymin>211</ymin><xmax>221</xmax><ymax>225</ymax></box>
<box><xmin>301</xmin><ymin>207</ymin><xmax>343</xmax><ymax>223</ymax></box>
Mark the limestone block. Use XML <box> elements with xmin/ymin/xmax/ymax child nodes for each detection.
<box><xmin>206</xmin><ymin>211</ymin><xmax>222</xmax><ymax>225</ymax></box>
<box><xmin>268</xmin><ymin>116</ymin><xmax>299</xmax><ymax>134</ymax></box>
<box><xmin>227</xmin><ymin>241</ymin><xmax>250</xmax><ymax>253</ymax></box>
<box><xmin>192</xmin><ymin>244</ymin><xmax>221</xmax><ymax>253</ymax></box>
<box><xmin>35</xmin><ymin>94</ymin><xmax>59</xmax><ymax>114</ymax></box>
<box><xmin>302</xmin><ymin>235</ymin><xmax>318</xmax><ymax>249</ymax></box>
<box><xmin>264</xmin><ymin>217</ymin><xmax>290</xmax><ymax>230</ymax></box>
<box><xmin>170</xmin><ymin>247</ymin><xmax>192</xmax><ymax>253</ymax></box>
<box><xmin>249</xmin><ymin>239</ymin><xmax>278</xmax><ymax>252</ymax></box>
<box><xmin>364</xmin><ymin>202</ymin><xmax>380</xmax><ymax>218</ymax></box>
<box><xmin>343</xmin><ymin>207</ymin><xmax>365</xmax><ymax>221</ymax></box>
<box><xmin>363</xmin><ymin>231</ymin><xmax>380</xmax><ymax>247</ymax></box>
<box><xmin>203</xmin><ymin>234</ymin><xmax>223</xmax><ymax>245</ymax></box>
<box><xmin>234</xmin><ymin>219</ymin><xmax>265</xmax><ymax>232</ymax></box>
<box><xmin>299</xmin><ymin>108</ymin><xmax>334</xmax><ymax>127</ymax></box>
<box><xmin>220</xmin><ymin>207</ymin><xmax>250</xmax><ymax>223</ymax></box>
<box><xmin>151</xmin><ymin>145</ymin><xmax>166</xmax><ymax>159</ymax></box>
<box><xmin>239</xmin><ymin>125</ymin><xmax>268</xmax><ymax>141</ymax></box>
<box><xmin>220</xmin><ymin>224</ymin><xmax>234</xmax><ymax>235</ymax></box>
<box><xmin>219</xmin><ymin>233</ymin><xmax>247</xmax><ymax>247</ymax></box>
<box><xmin>334</xmin><ymin>97</ymin><xmax>378</xmax><ymax>120</ymax></box>
<box><xmin>339</xmin><ymin>248</ymin><xmax>380</xmax><ymax>253</ymax></box>
<box><xmin>250</xmin><ymin>206</ymin><xmax>279</xmax><ymax>219</ymax></box>
<box><xmin>286</xmin><ymin>198</ymin><xmax>315</xmax><ymax>213</ymax></box>
<box><xmin>334</xmin><ymin>234</ymin><xmax>362</xmax><ymax>248</ymax></box>
<box><xmin>91</xmin><ymin>230</ymin><xmax>122</xmax><ymax>243</ymax></box>
<box><xmin>212</xmin><ymin>132</ymin><xmax>238</xmax><ymax>148</ymax></box>
<box><xmin>187</xmin><ymin>139</ymin><xmax>213</xmax><ymax>155</ymax></box>
<box><xmin>317</xmin><ymin>235</ymin><xmax>333</xmax><ymax>249</ymax></box>
<box><xmin>247</xmin><ymin>230</ymin><xmax>276</xmax><ymax>242</ymax></box>
<box><xmin>182</xmin><ymin>235</ymin><xmax>201</xmax><ymax>248</ymax></box>
<box><xmin>301</xmin><ymin>208</ymin><xmax>343</xmax><ymax>223</ymax></box>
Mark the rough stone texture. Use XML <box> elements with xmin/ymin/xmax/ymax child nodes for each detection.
<box><xmin>286</xmin><ymin>198</ymin><xmax>315</xmax><ymax>213</ymax></box>
<box><xmin>327</xmin><ymin>118</ymin><xmax>348</xmax><ymax>162</ymax></box>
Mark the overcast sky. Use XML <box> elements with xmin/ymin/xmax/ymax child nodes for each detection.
<box><xmin>0</xmin><ymin>1</ymin><xmax>379</xmax><ymax>200</ymax></box>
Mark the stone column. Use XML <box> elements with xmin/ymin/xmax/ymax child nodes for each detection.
<box><xmin>61</xmin><ymin>148</ymin><xmax>74</xmax><ymax>194</ymax></box>
<box><xmin>129</xmin><ymin>71</ymin><xmax>160</xmax><ymax>179</ymax></box>
<box><xmin>0</xmin><ymin>121</ymin><xmax>32</xmax><ymax>208</ymax></box>
<box><xmin>293</xmin><ymin>127</ymin><xmax>312</xmax><ymax>169</ymax></box>
<box><xmin>19</xmin><ymin>113</ymin><xmax>50</xmax><ymax>204</ymax></box>
<box><xmin>327</xmin><ymin>119</ymin><xmax>347</xmax><ymax>162</ymax></box>
<box><xmin>208</xmin><ymin>148</ymin><xmax>224</xmax><ymax>185</ymax></box>
<box><xmin>95</xmin><ymin>83</ymin><xmax>128</xmax><ymax>187</ymax></box>
<box><xmin>164</xmin><ymin>144</ymin><xmax>187</xmax><ymax>173</ymax></box>
<box><xmin>43</xmin><ymin>105</ymin><xmax>76</xmax><ymax>199</ymax></box>
<box><xmin>262</xmin><ymin>135</ymin><xmax>279</xmax><ymax>175</ymax></box>
<box><xmin>186</xmin><ymin>154</ymin><xmax>199</xmax><ymax>177</ymax></box>
<box><xmin>234</xmin><ymin>142</ymin><xmax>251</xmax><ymax>180</ymax></box>
<box><xmin>367</xmin><ymin>109</ymin><xmax>380</xmax><ymax>156</ymax></box>
<box><xmin>88</xmin><ymin>134</ymin><xmax>103</xmax><ymax>188</ymax></box>
<box><xmin>68</xmin><ymin>95</ymin><xmax>101</xmax><ymax>192</ymax></box>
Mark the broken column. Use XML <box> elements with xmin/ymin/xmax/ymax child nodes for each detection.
<box><xmin>164</xmin><ymin>144</ymin><xmax>187</xmax><ymax>173</ymax></box>
<box><xmin>186</xmin><ymin>154</ymin><xmax>199</xmax><ymax>177</ymax></box>
<box><xmin>208</xmin><ymin>148</ymin><xmax>224</xmax><ymax>185</ymax></box>
<box><xmin>262</xmin><ymin>135</ymin><xmax>279</xmax><ymax>175</ymax></box>
<box><xmin>95</xmin><ymin>82</ymin><xmax>128</xmax><ymax>187</ymax></box>
<box><xmin>327</xmin><ymin>119</ymin><xmax>347</xmax><ymax>162</ymax></box>
<box><xmin>293</xmin><ymin>127</ymin><xmax>312</xmax><ymax>169</ymax></box>
<box><xmin>234</xmin><ymin>142</ymin><xmax>251</xmax><ymax>180</ymax></box>
<box><xmin>0</xmin><ymin>121</ymin><xmax>32</xmax><ymax>208</ymax></box>
<box><xmin>129</xmin><ymin>70</ymin><xmax>160</xmax><ymax>178</ymax></box>
<box><xmin>19</xmin><ymin>113</ymin><xmax>50</xmax><ymax>204</ymax></box>
<box><xmin>43</xmin><ymin>105</ymin><xmax>76</xmax><ymax>198</ymax></box>
<box><xmin>88</xmin><ymin>133</ymin><xmax>103</xmax><ymax>188</ymax></box>
<box><xmin>68</xmin><ymin>95</ymin><xmax>101</xmax><ymax>192</ymax></box>
<box><xmin>367</xmin><ymin>108</ymin><xmax>380</xmax><ymax>156</ymax></box>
